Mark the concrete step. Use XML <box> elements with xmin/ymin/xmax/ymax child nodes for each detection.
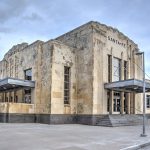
<box><xmin>95</xmin><ymin>115</ymin><xmax>146</xmax><ymax>127</ymax></box>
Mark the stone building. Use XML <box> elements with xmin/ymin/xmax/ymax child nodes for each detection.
<box><xmin>0</xmin><ymin>21</ymin><xmax>149</xmax><ymax>125</ymax></box>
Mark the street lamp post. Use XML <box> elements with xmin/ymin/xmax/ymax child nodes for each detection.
<box><xmin>136</xmin><ymin>51</ymin><xmax>147</xmax><ymax>137</ymax></box>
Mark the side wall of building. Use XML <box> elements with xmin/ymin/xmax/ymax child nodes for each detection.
<box><xmin>92</xmin><ymin>23</ymin><xmax>143</xmax><ymax>115</ymax></box>
<box><xmin>50</xmin><ymin>41</ymin><xmax>77</xmax><ymax>115</ymax></box>
<box><xmin>34</xmin><ymin>41</ymin><xmax>53</xmax><ymax>114</ymax></box>
<box><xmin>57</xmin><ymin>22</ymin><xmax>143</xmax><ymax>115</ymax></box>
<box><xmin>0</xmin><ymin>42</ymin><xmax>40</xmax><ymax>114</ymax></box>
<box><xmin>57</xmin><ymin>22</ymin><xmax>143</xmax><ymax>116</ymax></box>
<box><xmin>56</xmin><ymin>24</ymin><xmax>94</xmax><ymax>115</ymax></box>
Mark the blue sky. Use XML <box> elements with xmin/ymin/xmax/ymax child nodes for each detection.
<box><xmin>0</xmin><ymin>0</ymin><xmax>150</xmax><ymax>75</ymax></box>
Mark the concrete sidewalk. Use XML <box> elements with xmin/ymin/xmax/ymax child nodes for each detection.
<box><xmin>0</xmin><ymin>124</ymin><xmax>150</xmax><ymax>150</ymax></box>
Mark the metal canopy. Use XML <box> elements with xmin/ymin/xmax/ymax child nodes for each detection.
<box><xmin>0</xmin><ymin>77</ymin><xmax>35</xmax><ymax>92</ymax></box>
<box><xmin>104</xmin><ymin>79</ymin><xmax>150</xmax><ymax>93</ymax></box>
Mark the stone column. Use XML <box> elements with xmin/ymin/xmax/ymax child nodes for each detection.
<box><xmin>14</xmin><ymin>91</ymin><xmax>16</xmax><ymax>103</ymax></box>
<box><xmin>22</xmin><ymin>89</ymin><xmax>25</xmax><ymax>103</ymax></box>
<box><xmin>133</xmin><ymin>93</ymin><xmax>135</xmax><ymax>114</ymax></box>
<box><xmin>121</xmin><ymin>53</ymin><xmax>126</xmax><ymax>115</ymax></box>
<box><xmin>110</xmin><ymin>55</ymin><xmax>113</xmax><ymax>82</ymax></box>
<box><xmin>120</xmin><ymin>92</ymin><xmax>124</xmax><ymax>114</ymax></box>
<box><xmin>126</xmin><ymin>50</ymin><xmax>131</xmax><ymax>114</ymax></box>
<box><xmin>127</xmin><ymin>93</ymin><xmax>130</xmax><ymax>114</ymax></box>
<box><xmin>8</xmin><ymin>92</ymin><xmax>11</xmax><ymax>103</ymax></box>
<box><xmin>4</xmin><ymin>92</ymin><xmax>6</xmax><ymax>102</ymax></box>
<box><xmin>130</xmin><ymin>93</ymin><xmax>133</xmax><ymax>114</ymax></box>
<box><xmin>2</xmin><ymin>92</ymin><xmax>4</xmax><ymax>102</ymax></box>
<box><xmin>120</xmin><ymin>53</ymin><xmax>124</xmax><ymax>114</ymax></box>
<box><xmin>127</xmin><ymin>59</ymin><xmax>130</xmax><ymax>79</ymax></box>
<box><xmin>109</xmin><ymin>90</ymin><xmax>114</xmax><ymax>114</ymax></box>
<box><xmin>110</xmin><ymin>49</ymin><xmax>113</xmax><ymax>82</ymax></box>
<box><xmin>130</xmin><ymin>93</ymin><xmax>135</xmax><ymax>114</ymax></box>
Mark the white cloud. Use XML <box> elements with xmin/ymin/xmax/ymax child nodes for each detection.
<box><xmin>0</xmin><ymin>0</ymin><xmax>150</xmax><ymax>74</ymax></box>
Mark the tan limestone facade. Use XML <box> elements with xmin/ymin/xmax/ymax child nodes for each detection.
<box><xmin>0</xmin><ymin>21</ymin><xmax>147</xmax><ymax>124</ymax></box>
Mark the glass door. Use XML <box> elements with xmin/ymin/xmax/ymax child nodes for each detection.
<box><xmin>113</xmin><ymin>92</ymin><xmax>121</xmax><ymax>113</ymax></box>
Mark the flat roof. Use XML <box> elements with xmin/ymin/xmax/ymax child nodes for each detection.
<box><xmin>0</xmin><ymin>77</ymin><xmax>35</xmax><ymax>92</ymax></box>
<box><xmin>104</xmin><ymin>79</ymin><xmax>150</xmax><ymax>93</ymax></box>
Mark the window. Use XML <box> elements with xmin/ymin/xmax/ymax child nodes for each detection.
<box><xmin>10</xmin><ymin>96</ymin><xmax>13</xmax><ymax>102</ymax></box>
<box><xmin>24</xmin><ymin>69</ymin><xmax>32</xmax><ymax>80</ymax></box>
<box><xmin>124</xmin><ymin>61</ymin><xmax>127</xmax><ymax>80</ymax></box>
<box><xmin>108</xmin><ymin>55</ymin><xmax>111</xmax><ymax>82</ymax></box>
<box><xmin>25</xmin><ymin>89</ymin><xmax>31</xmax><ymax>95</ymax></box>
<box><xmin>24</xmin><ymin>89</ymin><xmax>31</xmax><ymax>104</ymax></box>
<box><xmin>124</xmin><ymin>93</ymin><xmax>127</xmax><ymax>113</ymax></box>
<box><xmin>64</xmin><ymin>66</ymin><xmax>70</xmax><ymax>104</ymax></box>
<box><xmin>113</xmin><ymin>58</ymin><xmax>121</xmax><ymax>81</ymax></box>
<box><xmin>6</xmin><ymin>97</ymin><xmax>8</xmax><ymax>102</ymax></box>
<box><xmin>113</xmin><ymin>92</ymin><xmax>121</xmax><ymax>112</ymax></box>
<box><xmin>14</xmin><ymin>96</ymin><xmax>18</xmax><ymax>103</ymax></box>
<box><xmin>147</xmin><ymin>95</ymin><xmax>150</xmax><ymax>108</ymax></box>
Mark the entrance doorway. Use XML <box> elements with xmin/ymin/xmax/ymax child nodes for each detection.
<box><xmin>24</xmin><ymin>89</ymin><xmax>31</xmax><ymax>103</ymax></box>
<box><xmin>124</xmin><ymin>93</ymin><xmax>127</xmax><ymax>114</ymax></box>
<box><xmin>113</xmin><ymin>92</ymin><xmax>128</xmax><ymax>114</ymax></box>
<box><xmin>107</xmin><ymin>91</ymin><xmax>128</xmax><ymax>114</ymax></box>
<box><xmin>113</xmin><ymin>92</ymin><xmax>120</xmax><ymax>112</ymax></box>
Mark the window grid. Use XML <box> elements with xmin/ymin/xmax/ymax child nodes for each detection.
<box><xmin>24</xmin><ymin>69</ymin><xmax>32</xmax><ymax>81</ymax></box>
<box><xmin>124</xmin><ymin>61</ymin><xmax>127</xmax><ymax>80</ymax></box>
<box><xmin>64</xmin><ymin>66</ymin><xmax>70</xmax><ymax>105</ymax></box>
<box><xmin>147</xmin><ymin>95</ymin><xmax>150</xmax><ymax>108</ymax></box>
<box><xmin>108</xmin><ymin>55</ymin><xmax>111</xmax><ymax>82</ymax></box>
<box><xmin>113</xmin><ymin>57</ymin><xmax>121</xmax><ymax>82</ymax></box>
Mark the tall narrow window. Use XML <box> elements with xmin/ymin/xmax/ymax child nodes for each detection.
<box><xmin>108</xmin><ymin>55</ymin><xmax>111</xmax><ymax>82</ymax></box>
<box><xmin>113</xmin><ymin>58</ymin><xmax>121</xmax><ymax>81</ymax></box>
<box><xmin>24</xmin><ymin>69</ymin><xmax>32</xmax><ymax>80</ymax></box>
<box><xmin>147</xmin><ymin>95</ymin><xmax>150</xmax><ymax>108</ymax></box>
<box><xmin>124</xmin><ymin>61</ymin><xmax>127</xmax><ymax>80</ymax></box>
<box><xmin>64</xmin><ymin>66</ymin><xmax>70</xmax><ymax>105</ymax></box>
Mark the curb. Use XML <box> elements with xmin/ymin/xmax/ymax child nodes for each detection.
<box><xmin>120</xmin><ymin>141</ymin><xmax>150</xmax><ymax>150</ymax></box>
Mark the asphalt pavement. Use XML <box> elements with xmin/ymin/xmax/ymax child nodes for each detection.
<box><xmin>0</xmin><ymin>123</ymin><xmax>150</xmax><ymax>150</ymax></box>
